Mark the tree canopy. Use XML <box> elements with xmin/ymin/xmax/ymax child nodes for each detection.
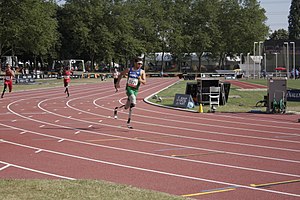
<box><xmin>288</xmin><ymin>0</ymin><xmax>300</xmax><ymax>40</ymax></box>
<box><xmin>0</xmin><ymin>0</ymin><xmax>271</xmax><ymax>69</ymax></box>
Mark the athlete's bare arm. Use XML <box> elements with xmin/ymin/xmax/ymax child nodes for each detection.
<box><xmin>116</xmin><ymin>68</ymin><xmax>129</xmax><ymax>88</ymax></box>
<box><xmin>138</xmin><ymin>70</ymin><xmax>146</xmax><ymax>85</ymax></box>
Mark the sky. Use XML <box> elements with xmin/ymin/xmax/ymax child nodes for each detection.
<box><xmin>57</xmin><ymin>0</ymin><xmax>291</xmax><ymax>32</ymax></box>
<box><xmin>259</xmin><ymin>0</ymin><xmax>291</xmax><ymax>32</ymax></box>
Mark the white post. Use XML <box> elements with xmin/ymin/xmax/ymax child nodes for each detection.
<box><xmin>253</xmin><ymin>42</ymin><xmax>258</xmax><ymax>79</ymax></box>
<box><xmin>240</xmin><ymin>53</ymin><xmax>243</xmax><ymax>66</ymax></box>
<box><xmin>247</xmin><ymin>52</ymin><xmax>250</xmax><ymax>78</ymax></box>
<box><xmin>290</xmin><ymin>42</ymin><xmax>296</xmax><ymax>80</ymax></box>
<box><xmin>274</xmin><ymin>53</ymin><xmax>278</xmax><ymax>77</ymax></box>
<box><xmin>284</xmin><ymin>42</ymin><xmax>289</xmax><ymax>78</ymax></box>
<box><xmin>264</xmin><ymin>53</ymin><xmax>267</xmax><ymax>77</ymax></box>
<box><xmin>259</xmin><ymin>41</ymin><xmax>264</xmax><ymax>78</ymax></box>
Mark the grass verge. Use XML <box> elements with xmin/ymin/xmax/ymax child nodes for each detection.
<box><xmin>0</xmin><ymin>180</ymin><xmax>186</xmax><ymax>200</ymax></box>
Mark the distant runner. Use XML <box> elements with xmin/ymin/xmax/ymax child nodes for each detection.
<box><xmin>63</xmin><ymin>66</ymin><xmax>72</xmax><ymax>97</ymax></box>
<box><xmin>112</xmin><ymin>68</ymin><xmax>120</xmax><ymax>92</ymax></box>
<box><xmin>1</xmin><ymin>64</ymin><xmax>15</xmax><ymax>98</ymax></box>
<box><xmin>114</xmin><ymin>57</ymin><xmax>146</xmax><ymax>128</ymax></box>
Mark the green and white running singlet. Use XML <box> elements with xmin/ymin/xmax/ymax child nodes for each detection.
<box><xmin>126</xmin><ymin>67</ymin><xmax>142</xmax><ymax>97</ymax></box>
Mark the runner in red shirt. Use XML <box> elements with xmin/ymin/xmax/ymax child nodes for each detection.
<box><xmin>63</xmin><ymin>66</ymin><xmax>72</xmax><ymax>97</ymax></box>
<box><xmin>1</xmin><ymin>64</ymin><xmax>15</xmax><ymax>98</ymax></box>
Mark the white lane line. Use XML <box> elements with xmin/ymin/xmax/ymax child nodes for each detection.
<box><xmin>0</xmin><ymin>122</ymin><xmax>299</xmax><ymax>179</ymax></box>
<box><xmin>107</xmin><ymin>103</ymin><xmax>300</xmax><ymax>139</ymax></box>
<box><xmin>3</xmin><ymin>82</ymin><xmax>299</xmax><ymax>178</ymax></box>
<box><xmin>0</xmin><ymin>160</ymin><xmax>75</xmax><ymax>180</ymax></box>
<box><xmin>1</xmin><ymin>139</ymin><xmax>299</xmax><ymax>198</ymax></box>
<box><xmin>35</xmin><ymin>149</ymin><xmax>42</xmax><ymax>153</ymax></box>
<box><xmin>0</xmin><ymin>164</ymin><xmax>11</xmax><ymax>171</ymax></box>
<box><xmin>69</xmin><ymin>99</ymin><xmax>300</xmax><ymax>154</ymax></box>
<box><xmin>20</xmin><ymin>112</ymin><xmax>47</xmax><ymax>115</ymax></box>
<box><xmin>8</xmin><ymin>93</ymin><xmax>299</xmax><ymax>165</ymax></box>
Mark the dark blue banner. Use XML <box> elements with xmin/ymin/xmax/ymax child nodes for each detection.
<box><xmin>287</xmin><ymin>89</ymin><xmax>300</xmax><ymax>101</ymax></box>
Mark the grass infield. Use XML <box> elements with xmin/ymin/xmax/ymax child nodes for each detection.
<box><xmin>150</xmin><ymin>78</ymin><xmax>300</xmax><ymax>113</ymax></box>
<box><xmin>0</xmin><ymin>180</ymin><xmax>186</xmax><ymax>200</ymax></box>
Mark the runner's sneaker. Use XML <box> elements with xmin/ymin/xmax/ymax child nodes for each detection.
<box><xmin>127</xmin><ymin>123</ymin><xmax>133</xmax><ymax>129</ymax></box>
<box><xmin>114</xmin><ymin>107</ymin><xmax>118</xmax><ymax>119</ymax></box>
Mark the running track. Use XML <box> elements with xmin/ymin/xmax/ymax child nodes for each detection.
<box><xmin>0</xmin><ymin>78</ymin><xmax>299</xmax><ymax>200</ymax></box>
<box><xmin>224</xmin><ymin>80</ymin><xmax>268</xmax><ymax>89</ymax></box>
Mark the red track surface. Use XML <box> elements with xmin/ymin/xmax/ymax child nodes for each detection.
<box><xmin>224</xmin><ymin>80</ymin><xmax>268</xmax><ymax>89</ymax></box>
<box><xmin>0</xmin><ymin>78</ymin><xmax>299</xmax><ymax>200</ymax></box>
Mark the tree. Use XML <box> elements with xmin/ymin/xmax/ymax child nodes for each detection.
<box><xmin>288</xmin><ymin>0</ymin><xmax>300</xmax><ymax>40</ymax></box>
<box><xmin>187</xmin><ymin>0</ymin><xmax>220</xmax><ymax>72</ymax></box>
<box><xmin>269</xmin><ymin>29</ymin><xmax>289</xmax><ymax>40</ymax></box>
<box><xmin>19</xmin><ymin>0</ymin><xmax>59</xmax><ymax>69</ymax></box>
<box><xmin>60</xmin><ymin>0</ymin><xmax>114</xmax><ymax>70</ymax></box>
<box><xmin>0</xmin><ymin>0</ymin><xmax>58</xmax><ymax>70</ymax></box>
<box><xmin>0</xmin><ymin>0</ymin><xmax>24</xmax><ymax>57</ymax></box>
<box><xmin>108</xmin><ymin>0</ymin><xmax>146</xmax><ymax>67</ymax></box>
<box><xmin>216</xmin><ymin>0</ymin><xmax>268</xmax><ymax>68</ymax></box>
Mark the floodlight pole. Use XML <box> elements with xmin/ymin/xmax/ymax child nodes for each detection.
<box><xmin>273</xmin><ymin>53</ymin><xmax>278</xmax><ymax>77</ymax></box>
<box><xmin>290</xmin><ymin>42</ymin><xmax>296</xmax><ymax>80</ymax></box>
<box><xmin>259</xmin><ymin>41</ymin><xmax>264</xmax><ymax>78</ymax></box>
<box><xmin>264</xmin><ymin>53</ymin><xmax>267</xmax><ymax>73</ymax></box>
<box><xmin>284</xmin><ymin>42</ymin><xmax>289</xmax><ymax>78</ymax></box>
<box><xmin>247</xmin><ymin>52</ymin><xmax>250</xmax><ymax>77</ymax></box>
<box><xmin>253</xmin><ymin>42</ymin><xmax>258</xmax><ymax>79</ymax></box>
<box><xmin>240</xmin><ymin>53</ymin><xmax>243</xmax><ymax>66</ymax></box>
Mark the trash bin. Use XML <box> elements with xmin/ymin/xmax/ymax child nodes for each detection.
<box><xmin>220</xmin><ymin>82</ymin><xmax>231</xmax><ymax>105</ymax></box>
<box><xmin>185</xmin><ymin>82</ymin><xmax>198</xmax><ymax>103</ymax></box>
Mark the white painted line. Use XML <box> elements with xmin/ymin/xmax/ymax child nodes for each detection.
<box><xmin>0</xmin><ymin>164</ymin><xmax>11</xmax><ymax>171</ymax></box>
<box><xmin>55</xmin><ymin>120</ymin><xmax>60</xmax><ymax>123</ymax></box>
<box><xmin>39</xmin><ymin>125</ymin><xmax>45</xmax><ymax>128</ymax></box>
<box><xmin>35</xmin><ymin>149</ymin><xmax>42</xmax><ymax>153</ymax></box>
<box><xmin>2</xmin><ymin>139</ymin><xmax>299</xmax><ymax>198</ymax></box>
<box><xmin>58</xmin><ymin>139</ymin><xmax>64</xmax><ymax>143</ymax></box>
<box><xmin>0</xmin><ymin>161</ymin><xmax>75</xmax><ymax>180</ymax></box>
<box><xmin>88</xmin><ymin>125</ymin><xmax>93</xmax><ymax>128</ymax></box>
<box><xmin>20</xmin><ymin>131</ymin><xmax>26</xmax><ymax>134</ymax></box>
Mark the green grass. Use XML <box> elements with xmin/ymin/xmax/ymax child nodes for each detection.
<box><xmin>150</xmin><ymin>79</ymin><xmax>300</xmax><ymax>113</ymax></box>
<box><xmin>0</xmin><ymin>180</ymin><xmax>186</xmax><ymax>200</ymax></box>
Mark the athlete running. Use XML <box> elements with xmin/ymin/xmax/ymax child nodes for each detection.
<box><xmin>1</xmin><ymin>64</ymin><xmax>15</xmax><ymax>98</ymax></box>
<box><xmin>63</xmin><ymin>66</ymin><xmax>72</xmax><ymax>97</ymax></box>
<box><xmin>112</xmin><ymin>68</ymin><xmax>120</xmax><ymax>92</ymax></box>
<box><xmin>114</xmin><ymin>57</ymin><xmax>146</xmax><ymax>129</ymax></box>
